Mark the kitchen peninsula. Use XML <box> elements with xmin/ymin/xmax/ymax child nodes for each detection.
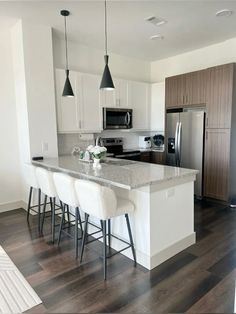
<box><xmin>33</xmin><ymin>156</ymin><xmax>198</xmax><ymax>269</ymax></box>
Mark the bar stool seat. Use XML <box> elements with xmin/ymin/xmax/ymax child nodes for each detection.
<box><xmin>35</xmin><ymin>167</ymin><xmax>59</xmax><ymax>243</ymax></box>
<box><xmin>74</xmin><ymin>179</ymin><xmax>136</xmax><ymax>280</ymax></box>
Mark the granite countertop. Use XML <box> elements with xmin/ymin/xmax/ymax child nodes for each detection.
<box><xmin>32</xmin><ymin>156</ymin><xmax>198</xmax><ymax>190</ymax></box>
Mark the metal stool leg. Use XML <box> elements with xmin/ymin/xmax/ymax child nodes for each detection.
<box><xmin>51</xmin><ymin>197</ymin><xmax>56</xmax><ymax>243</ymax></box>
<box><xmin>66</xmin><ymin>205</ymin><xmax>71</xmax><ymax>227</ymax></box>
<box><xmin>102</xmin><ymin>220</ymin><xmax>107</xmax><ymax>280</ymax></box>
<box><xmin>40</xmin><ymin>195</ymin><xmax>47</xmax><ymax>233</ymax></box>
<box><xmin>75</xmin><ymin>207</ymin><xmax>79</xmax><ymax>259</ymax></box>
<box><xmin>38</xmin><ymin>189</ymin><xmax>41</xmax><ymax>233</ymax></box>
<box><xmin>108</xmin><ymin>219</ymin><xmax>111</xmax><ymax>253</ymax></box>
<box><xmin>27</xmin><ymin>187</ymin><xmax>33</xmax><ymax>222</ymax></box>
<box><xmin>80</xmin><ymin>213</ymin><xmax>89</xmax><ymax>263</ymax></box>
<box><xmin>58</xmin><ymin>202</ymin><xmax>65</xmax><ymax>246</ymax></box>
<box><xmin>78</xmin><ymin>209</ymin><xmax>83</xmax><ymax>237</ymax></box>
<box><xmin>125</xmin><ymin>214</ymin><xmax>136</xmax><ymax>267</ymax></box>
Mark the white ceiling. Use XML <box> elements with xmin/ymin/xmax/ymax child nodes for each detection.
<box><xmin>1</xmin><ymin>1</ymin><xmax>236</xmax><ymax>61</ymax></box>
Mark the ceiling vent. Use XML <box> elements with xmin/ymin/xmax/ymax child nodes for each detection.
<box><xmin>145</xmin><ymin>16</ymin><xmax>167</xmax><ymax>26</ymax></box>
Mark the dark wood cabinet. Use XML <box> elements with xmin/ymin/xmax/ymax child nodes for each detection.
<box><xmin>185</xmin><ymin>70</ymin><xmax>207</xmax><ymax>106</ymax></box>
<box><xmin>165</xmin><ymin>75</ymin><xmax>186</xmax><ymax>108</ymax></box>
<box><xmin>151</xmin><ymin>151</ymin><xmax>165</xmax><ymax>165</ymax></box>
<box><xmin>140</xmin><ymin>152</ymin><xmax>151</xmax><ymax>162</ymax></box>
<box><xmin>204</xmin><ymin>129</ymin><xmax>230</xmax><ymax>201</ymax></box>
<box><xmin>165</xmin><ymin>63</ymin><xmax>236</xmax><ymax>202</ymax></box>
<box><xmin>165</xmin><ymin>70</ymin><xmax>207</xmax><ymax>109</ymax></box>
<box><xmin>206</xmin><ymin>64</ymin><xmax>233</xmax><ymax>129</ymax></box>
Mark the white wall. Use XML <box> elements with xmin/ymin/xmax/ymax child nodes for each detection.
<box><xmin>53</xmin><ymin>35</ymin><xmax>151</xmax><ymax>83</ymax></box>
<box><xmin>151</xmin><ymin>37</ymin><xmax>236</xmax><ymax>83</ymax></box>
<box><xmin>0</xmin><ymin>29</ymin><xmax>22</xmax><ymax>211</ymax></box>
<box><xmin>11</xmin><ymin>20</ymin><xmax>58</xmax><ymax>204</ymax></box>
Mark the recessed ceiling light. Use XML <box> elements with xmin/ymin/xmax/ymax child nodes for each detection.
<box><xmin>145</xmin><ymin>16</ymin><xmax>167</xmax><ymax>26</ymax></box>
<box><xmin>150</xmin><ymin>34</ymin><xmax>164</xmax><ymax>40</ymax></box>
<box><xmin>216</xmin><ymin>9</ymin><xmax>233</xmax><ymax>17</ymax></box>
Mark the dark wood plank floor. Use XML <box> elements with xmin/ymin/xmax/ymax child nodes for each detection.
<box><xmin>1</xmin><ymin>200</ymin><xmax>236</xmax><ymax>313</ymax></box>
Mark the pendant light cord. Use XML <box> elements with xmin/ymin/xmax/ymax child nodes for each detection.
<box><xmin>64</xmin><ymin>15</ymin><xmax>69</xmax><ymax>70</ymax></box>
<box><xmin>105</xmin><ymin>0</ymin><xmax>108</xmax><ymax>55</ymax></box>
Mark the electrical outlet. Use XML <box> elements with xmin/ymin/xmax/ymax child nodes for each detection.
<box><xmin>42</xmin><ymin>142</ymin><xmax>49</xmax><ymax>152</ymax></box>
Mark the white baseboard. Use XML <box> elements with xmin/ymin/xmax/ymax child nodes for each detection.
<box><xmin>0</xmin><ymin>200</ymin><xmax>27</xmax><ymax>213</ymax></box>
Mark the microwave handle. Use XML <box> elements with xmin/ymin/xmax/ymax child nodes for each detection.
<box><xmin>126</xmin><ymin>112</ymin><xmax>131</xmax><ymax>126</ymax></box>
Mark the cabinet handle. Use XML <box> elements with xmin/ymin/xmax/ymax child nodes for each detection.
<box><xmin>183</xmin><ymin>95</ymin><xmax>184</xmax><ymax>104</ymax></box>
<box><xmin>206</xmin><ymin>116</ymin><xmax>208</xmax><ymax>127</ymax></box>
<box><xmin>206</xmin><ymin>131</ymin><xmax>208</xmax><ymax>140</ymax></box>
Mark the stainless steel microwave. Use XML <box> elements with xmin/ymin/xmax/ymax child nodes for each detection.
<box><xmin>103</xmin><ymin>108</ymin><xmax>133</xmax><ymax>129</ymax></box>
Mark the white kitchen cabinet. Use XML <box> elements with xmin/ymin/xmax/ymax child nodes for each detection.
<box><xmin>100</xmin><ymin>79</ymin><xmax>131</xmax><ymax>109</ymax></box>
<box><xmin>129</xmin><ymin>81</ymin><xmax>150</xmax><ymax>130</ymax></box>
<box><xmin>79</xmin><ymin>73</ymin><xmax>102</xmax><ymax>132</ymax></box>
<box><xmin>150</xmin><ymin>82</ymin><xmax>165</xmax><ymax>131</ymax></box>
<box><xmin>55</xmin><ymin>69</ymin><xmax>102</xmax><ymax>133</ymax></box>
<box><xmin>55</xmin><ymin>69</ymin><xmax>79</xmax><ymax>133</ymax></box>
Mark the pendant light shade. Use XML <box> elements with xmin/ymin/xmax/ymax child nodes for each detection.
<box><xmin>100</xmin><ymin>55</ymin><xmax>114</xmax><ymax>90</ymax></box>
<box><xmin>61</xmin><ymin>10</ymin><xmax>74</xmax><ymax>97</ymax></box>
<box><xmin>100</xmin><ymin>0</ymin><xmax>115</xmax><ymax>90</ymax></box>
<box><xmin>62</xmin><ymin>70</ymin><xmax>74</xmax><ymax>97</ymax></box>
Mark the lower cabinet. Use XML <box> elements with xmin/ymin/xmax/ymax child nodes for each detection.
<box><xmin>140</xmin><ymin>152</ymin><xmax>151</xmax><ymax>162</ymax></box>
<box><xmin>204</xmin><ymin>128</ymin><xmax>230</xmax><ymax>201</ymax></box>
<box><xmin>151</xmin><ymin>151</ymin><xmax>165</xmax><ymax>165</ymax></box>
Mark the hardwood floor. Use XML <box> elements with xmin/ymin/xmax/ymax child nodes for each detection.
<box><xmin>0</xmin><ymin>200</ymin><xmax>236</xmax><ymax>313</ymax></box>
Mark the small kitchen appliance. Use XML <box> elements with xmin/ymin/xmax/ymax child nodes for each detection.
<box><xmin>139</xmin><ymin>136</ymin><xmax>151</xmax><ymax>149</ymax></box>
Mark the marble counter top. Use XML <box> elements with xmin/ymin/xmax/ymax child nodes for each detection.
<box><xmin>32</xmin><ymin>156</ymin><xmax>198</xmax><ymax>190</ymax></box>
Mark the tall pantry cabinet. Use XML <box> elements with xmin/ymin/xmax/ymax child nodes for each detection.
<box><xmin>165</xmin><ymin>63</ymin><xmax>236</xmax><ymax>202</ymax></box>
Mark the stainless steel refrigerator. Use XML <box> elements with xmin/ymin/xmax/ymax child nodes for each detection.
<box><xmin>166</xmin><ymin>109</ymin><xmax>205</xmax><ymax>197</ymax></box>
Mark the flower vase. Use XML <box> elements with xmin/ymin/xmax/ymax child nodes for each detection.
<box><xmin>93</xmin><ymin>158</ymin><xmax>101</xmax><ymax>169</ymax></box>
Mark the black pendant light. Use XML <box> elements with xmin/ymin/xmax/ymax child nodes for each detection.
<box><xmin>100</xmin><ymin>0</ymin><xmax>115</xmax><ymax>90</ymax></box>
<box><xmin>61</xmin><ymin>9</ymin><xmax>74</xmax><ymax>97</ymax></box>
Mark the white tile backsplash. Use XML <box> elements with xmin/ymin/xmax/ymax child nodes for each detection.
<box><xmin>58</xmin><ymin>130</ymin><xmax>165</xmax><ymax>155</ymax></box>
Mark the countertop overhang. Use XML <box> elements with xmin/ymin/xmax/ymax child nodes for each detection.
<box><xmin>32</xmin><ymin>156</ymin><xmax>198</xmax><ymax>190</ymax></box>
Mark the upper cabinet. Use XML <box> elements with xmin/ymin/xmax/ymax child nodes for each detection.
<box><xmin>55</xmin><ymin>69</ymin><xmax>102</xmax><ymax>133</ymax></box>
<box><xmin>206</xmin><ymin>63</ymin><xmax>234</xmax><ymax>129</ymax></box>
<box><xmin>100</xmin><ymin>79</ymin><xmax>130</xmax><ymax>108</ymax></box>
<box><xmin>165</xmin><ymin>74</ymin><xmax>185</xmax><ymax>108</ymax></box>
<box><xmin>150</xmin><ymin>82</ymin><xmax>165</xmax><ymax>131</ymax></box>
<box><xmin>79</xmin><ymin>73</ymin><xmax>102</xmax><ymax>132</ymax></box>
<box><xmin>129</xmin><ymin>81</ymin><xmax>150</xmax><ymax>130</ymax></box>
<box><xmin>165</xmin><ymin>70</ymin><xmax>207</xmax><ymax>109</ymax></box>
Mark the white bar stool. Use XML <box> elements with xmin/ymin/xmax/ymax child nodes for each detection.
<box><xmin>24</xmin><ymin>164</ymin><xmax>41</xmax><ymax>232</ymax></box>
<box><xmin>35</xmin><ymin>167</ymin><xmax>58</xmax><ymax>243</ymax></box>
<box><xmin>74</xmin><ymin>179</ymin><xmax>136</xmax><ymax>280</ymax></box>
<box><xmin>53</xmin><ymin>172</ymin><xmax>83</xmax><ymax>258</ymax></box>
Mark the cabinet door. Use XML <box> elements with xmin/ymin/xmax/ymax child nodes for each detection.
<box><xmin>206</xmin><ymin>64</ymin><xmax>233</xmax><ymax>128</ymax></box>
<box><xmin>116</xmin><ymin>79</ymin><xmax>130</xmax><ymax>108</ymax></box>
<box><xmin>140</xmin><ymin>152</ymin><xmax>151</xmax><ymax>162</ymax></box>
<box><xmin>165</xmin><ymin>75</ymin><xmax>185</xmax><ymax>108</ymax></box>
<box><xmin>80</xmin><ymin>74</ymin><xmax>102</xmax><ymax>132</ymax></box>
<box><xmin>151</xmin><ymin>151</ymin><xmax>165</xmax><ymax>164</ymax></box>
<box><xmin>55</xmin><ymin>69</ymin><xmax>79</xmax><ymax>132</ymax></box>
<box><xmin>130</xmin><ymin>81</ymin><xmax>150</xmax><ymax>130</ymax></box>
<box><xmin>185</xmin><ymin>70</ymin><xmax>207</xmax><ymax>106</ymax></box>
<box><xmin>151</xmin><ymin>82</ymin><xmax>165</xmax><ymax>131</ymax></box>
<box><xmin>204</xmin><ymin>128</ymin><xmax>230</xmax><ymax>201</ymax></box>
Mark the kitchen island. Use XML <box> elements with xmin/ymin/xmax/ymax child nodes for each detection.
<box><xmin>33</xmin><ymin>156</ymin><xmax>198</xmax><ymax>270</ymax></box>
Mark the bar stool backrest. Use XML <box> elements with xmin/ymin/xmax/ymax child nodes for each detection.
<box><xmin>53</xmin><ymin>172</ymin><xmax>78</xmax><ymax>208</ymax></box>
<box><xmin>24</xmin><ymin>163</ymin><xmax>39</xmax><ymax>189</ymax></box>
<box><xmin>35</xmin><ymin>167</ymin><xmax>57</xmax><ymax>198</ymax></box>
<box><xmin>74</xmin><ymin>179</ymin><xmax>117</xmax><ymax>220</ymax></box>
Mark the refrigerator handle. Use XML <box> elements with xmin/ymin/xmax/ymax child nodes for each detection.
<box><xmin>177</xmin><ymin>122</ymin><xmax>182</xmax><ymax>166</ymax></box>
<box><xmin>175</xmin><ymin>122</ymin><xmax>179</xmax><ymax>166</ymax></box>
